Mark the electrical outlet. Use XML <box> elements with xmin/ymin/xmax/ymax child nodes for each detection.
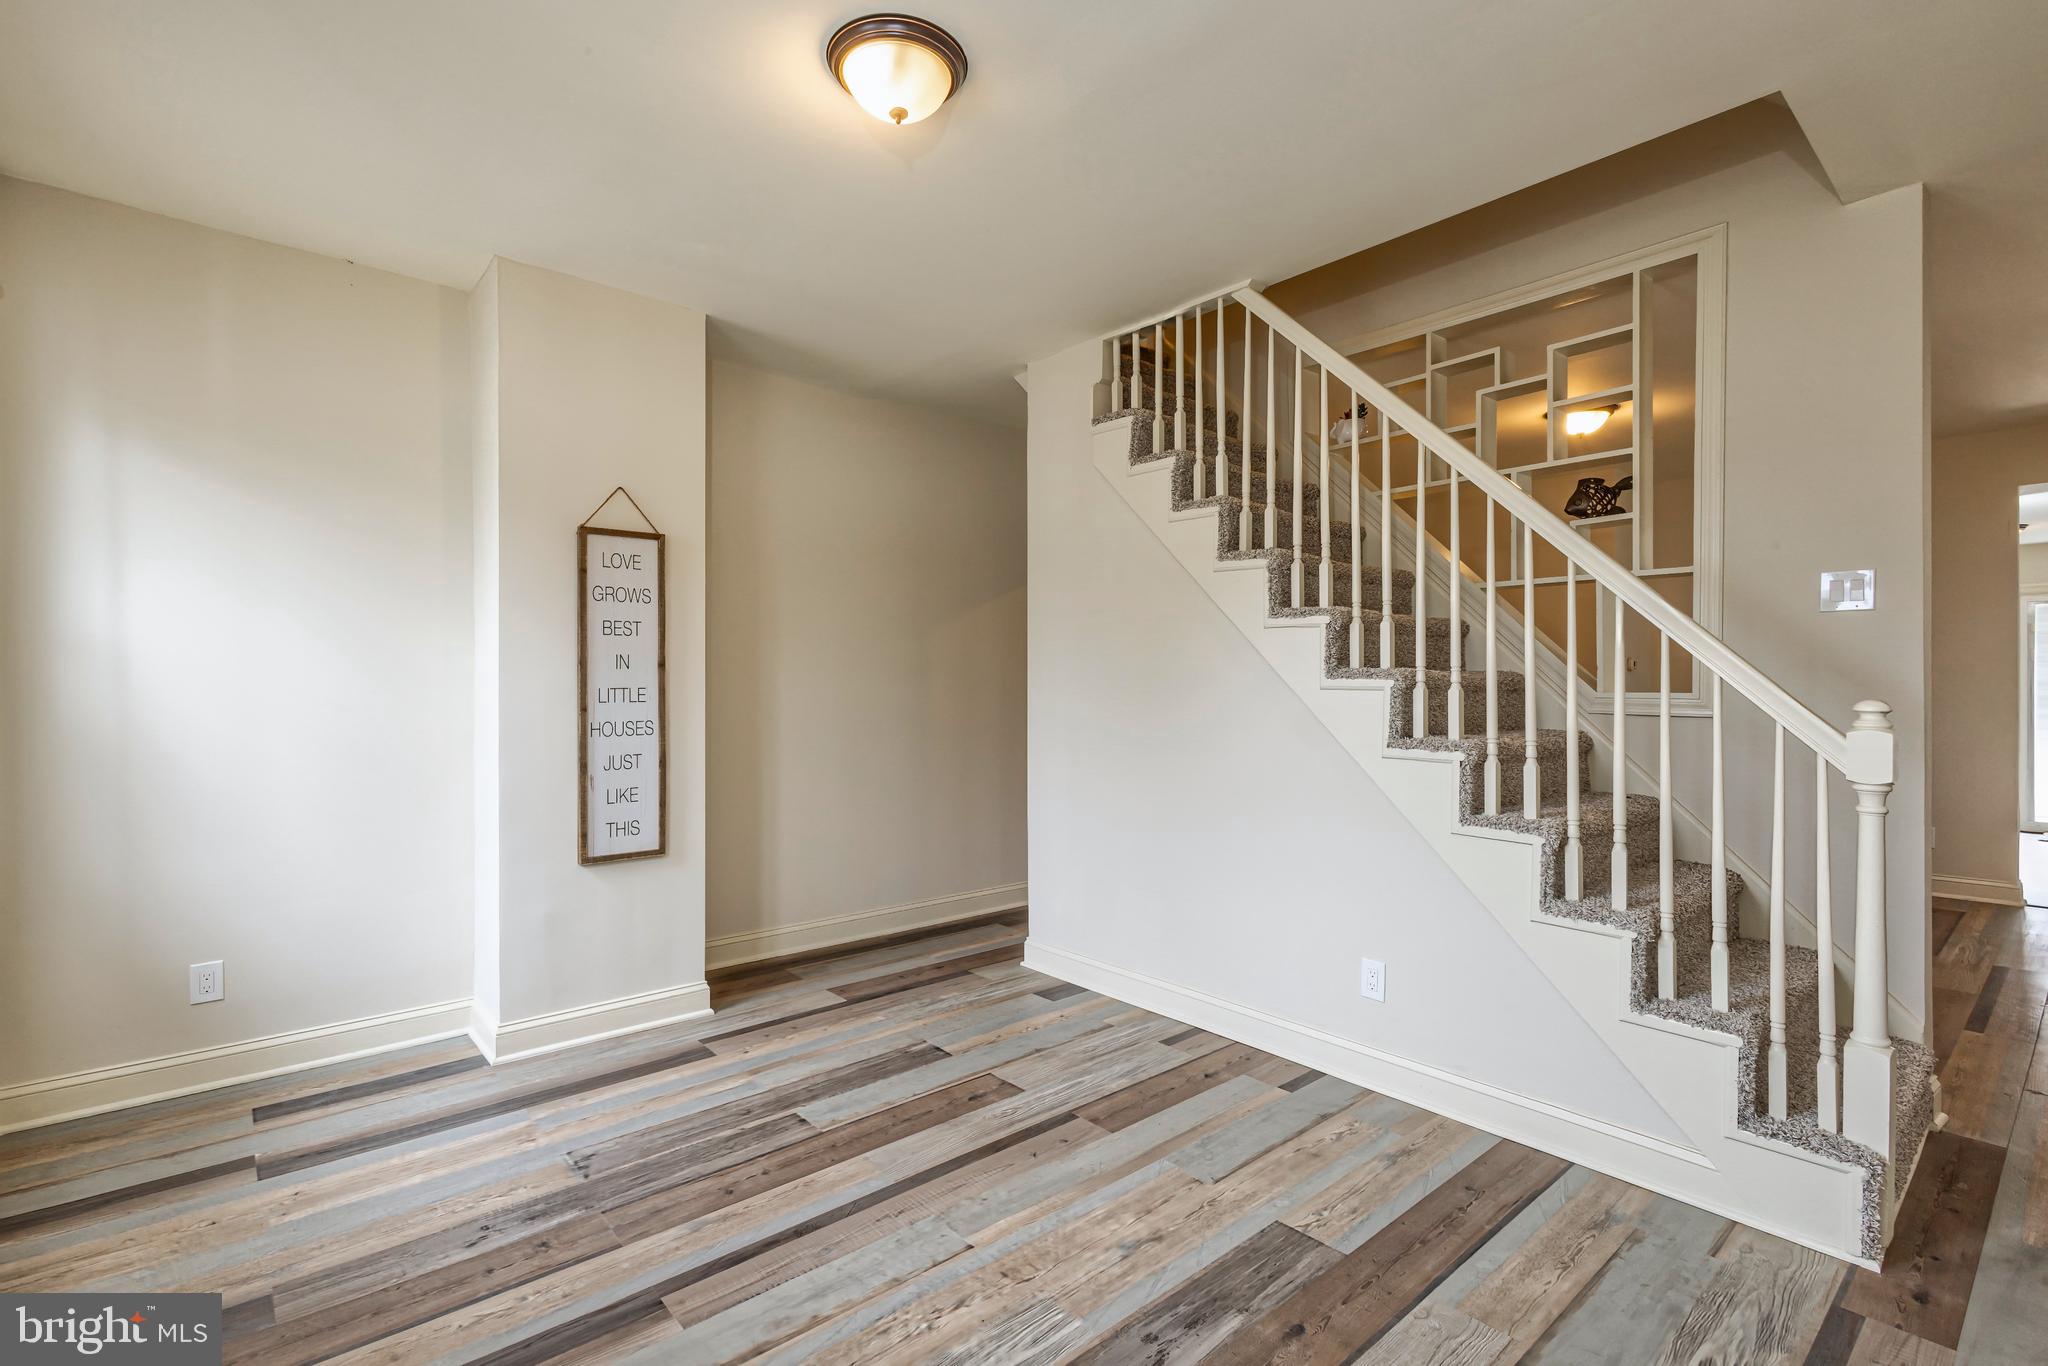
<box><xmin>189</xmin><ymin>960</ymin><xmax>225</xmax><ymax>1004</ymax></box>
<box><xmin>1359</xmin><ymin>957</ymin><xmax>1385</xmax><ymax>1002</ymax></box>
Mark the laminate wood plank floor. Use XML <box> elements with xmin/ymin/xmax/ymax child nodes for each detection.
<box><xmin>3</xmin><ymin>904</ymin><xmax>2044</xmax><ymax>1363</ymax></box>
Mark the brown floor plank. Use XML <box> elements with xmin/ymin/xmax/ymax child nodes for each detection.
<box><xmin>1203</xmin><ymin>1141</ymin><xmax>1569</xmax><ymax>1365</ymax></box>
<box><xmin>252</xmin><ymin>1042</ymin><xmax>715</xmax><ymax>1180</ymax></box>
<box><xmin>1070</xmin><ymin>1221</ymin><xmax>1341</xmax><ymax>1365</ymax></box>
<box><xmin>601</xmin><ymin>1072</ymin><xmax>1021</xmax><ymax>1243</ymax></box>
<box><xmin>829</xmin><ymin>944</ymin><xmax>1026</xmax><ymax>1004</ymax></box>
<box><xmin>226</xmin><ymin>1210</ymin><xmax>620</xmax><ymax>1364</ymax></box>
<box><xmin>1455</xmin><ymin>1172</ymin><xmax>1653</xmax><ymax>1354</ymax></box>
<box><xmin>1075</xmin><ymin>1042</ymin><xmax>1290</xmax><ymax>1133</ymax></box>
<box><xmin>1842</xmin><ymin>1130</ymin><xmax>2005</xmax><ymax>1350</ymax></box>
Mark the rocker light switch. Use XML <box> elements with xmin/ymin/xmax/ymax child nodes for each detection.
<box><xmin>1818</xmin><ymin>569</ymin><xmax>1875</xmax><ymax>612</ymax></box>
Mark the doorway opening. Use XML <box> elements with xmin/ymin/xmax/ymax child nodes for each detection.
<box><xmin>2019</xmin><ymin>483</ymin><xmax>2048</xmax><ymax>905</ymax></box>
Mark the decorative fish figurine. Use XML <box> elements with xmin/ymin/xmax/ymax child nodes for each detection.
<box><xmin>1564</xmin><ymin>475</ymin><xmax>1632</xmax><ymax>519</ymax></box>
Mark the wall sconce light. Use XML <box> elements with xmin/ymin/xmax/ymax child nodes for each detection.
<box><xmin>1561</xmin><ymin>403</ymin><xmax>1620</xmax><ymax>437</ymax></box>
<box><xmin>826</xmin><ymin>14</ymin><xmax>968</xmax><ymax>126</ymax></box>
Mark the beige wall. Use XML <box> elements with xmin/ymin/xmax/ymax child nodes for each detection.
<box><xmin>706</xmin><ymin>360</ymin><xmax>1026</xmax><ymax>964</ymax></box>
<box><xmin>0</xmin><ymin>177</ymin><xmax>473</xmax><ymax>1087</ymax></box>
<box><xmin>1931</xmin><ymin>421</ymin><xmax>2048</xmax><ymax>898</ymax></box>
<box><xmin>1269</xmin><ymin>100</ymin><xmax>1934</xmax><ymax>1023</ymax></box>
<box><xmin>472</xmin><ymin>260</ymin><xmax>708</xmax><ymax>1031</ymax></box>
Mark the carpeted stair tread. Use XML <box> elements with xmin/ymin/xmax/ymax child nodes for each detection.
<box><xmin>1257</xmin><ymin>564</ymin><xmax>1422</xmax><ymax>620</ymax></box>
<box><xmin>1388</xmin><ymin>727</ymin><xmax>1593</xmax><ymax>822</ymax></box>
<box><xmin>1544</xmin><ymin>856</ymin><xmax>1739</xmax><ymax>929</ymax></box>
<box><xmin>1315</xmin><ymin>606</ymin><xmax>1463</xmax><ymax>670</ymax></box>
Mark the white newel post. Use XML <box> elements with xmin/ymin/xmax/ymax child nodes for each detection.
<box><xmin>1841</xmin><ymin>701</ymin><xmax>1896</xmax><ymax>1166</ymax></box>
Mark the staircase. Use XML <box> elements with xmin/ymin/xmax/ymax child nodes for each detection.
<box><xmin>1072</xmin><ymin>286</ymin><xmax>1937</xmax><ymax>1266</ymax></box>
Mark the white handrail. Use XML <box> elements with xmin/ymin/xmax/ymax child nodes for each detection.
<box><xmin>1097</xmin><ymin>281</ymin><xmax>1254</xmax><ymax>345</ymax></box>
<box><xmin>1231</xmin><ymin>287</ymin><xmax>1889</xmax><ymax>786</ymax></box>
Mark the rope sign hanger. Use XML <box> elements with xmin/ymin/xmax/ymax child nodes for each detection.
<box><xmin>580</xmin><ymin>485</ymin><xmax>661</xmax><ymax>534</ymax></box>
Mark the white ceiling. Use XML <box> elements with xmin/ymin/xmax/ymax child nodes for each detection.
<box><xmin>3</xmin><ymin>1</ymin><xmax>2045</xmax><ymax>432</ymax></box>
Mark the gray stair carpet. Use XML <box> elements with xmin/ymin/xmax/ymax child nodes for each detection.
<box><xmin>1097</xmin><ymin>393</ymin><xmax>1938</xmax><ymax>1259</ymax></box>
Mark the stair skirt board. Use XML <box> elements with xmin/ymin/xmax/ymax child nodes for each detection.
<box><xmin>1089</xmin><ymin>406</ymin><xmax>1932</xmax><ymax>1263</ymax></box>
<box><xmin>1026</xmin><ymin>939</ymin><xmax>1881</xmax><ymax>1270</ymax></box>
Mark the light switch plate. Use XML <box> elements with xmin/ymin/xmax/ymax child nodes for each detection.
<box><xmin>1818</xmin><ymin>569</ymin><xmax>1875</xmax><ymax>612</ymax></box>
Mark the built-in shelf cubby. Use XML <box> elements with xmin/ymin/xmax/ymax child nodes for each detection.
<box><xmin>1328</xmin><ymin>230</ymin><xmax>1721</xmax><ymax>701</ymax></box>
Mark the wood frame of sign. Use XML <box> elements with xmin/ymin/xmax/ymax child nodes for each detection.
<box><xmin>578</xmin><ymin>525</ymin><xmax>667</xmax><ymax>864</ymax></box>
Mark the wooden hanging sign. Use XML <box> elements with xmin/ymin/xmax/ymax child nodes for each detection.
<box><xmin>578</xmin><ymin>488</ymin><xmax>667</xmax><ymax>864</ymax></box>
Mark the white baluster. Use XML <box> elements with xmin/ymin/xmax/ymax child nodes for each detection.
<box><xmin>1563</xmin><ymin>560</ymin><xmax>1583</xmax><ymax>900</ymax></box>
<box><xmin>1193</xmin><ymin>306</ymin><xmax>1205</xmax><ymax>499</ymax></box>
<box><xmin>1153</xmin><ymin>321</ymin><xmax>1164</xmax><ymax>454</ymax></box>
<box><xmin>1291</xmin><ymin>345</ymin><xmax>1305</xmax><ymax>607</ymax></box>
<box><xmin>1128</xmin><ymin>332</ymin><xmax>1140</xmax><ymax>411</ymax></box>
<box><xmin>1448</xmin><ymin>468</ymin><xmax>1463</xmax><ymax>741</ymax></box>
<box><xmin>1711</xmin><ymin>673</ymin><xmax>1729</xmax><ymax>1010</ymax></box>
<box><xmin>1253</xmin><ymin>325</ymin><xmax>1269</xmax><ymax>548</ymax></box>
<box><xmin>1522</xmin><ymin>522</ymin><xmax>1539</xmax><ymax>819</ymax></box>
<box><xmin>1768</xmin><ymin>721</ymin><xmax>1788</xmax><ymax>1120</ymax></box>
<box><xmin>1610</xmin><ymin>598</ymin><xmax>1628</xmax><ymax>912</ymax></box>
<box><xmin>1239</xmin><ymin>310</ymin><xmax>1251</xmax><ymax>546</ymax></box>
<box><xmin>1656</xmin><ymin>634</ymin><xmax>1676</xmax><ymax>999</ymax></box>
<box><xmin>1349</xmin><ymin>393</ymin><xmax>1363</xmax><ymax>666</ymax></box>
<box><xmin>1816</xmin><ymin>751</ymin><xmax>1840</xmax><ymax>1133</ymax></box>
<box><xmin>1842</xmin><ymin>700</ymin><xmax>1895</xmax><ymax>1160</ymax></box>
<box><xmin>1484</xmin><ymin>501</ymin><xmax>1500</xmax><ymax>813</ymax></box>
<box><xmin>1411</xmin><ymin>449</ymin><xmax>1427</xmax><ymax>736</ymax></box>
<box><xmin>1379</xmin><ymin>414</ymin><xmax>1393</xmax><ymax>667</ymax></box>
<box><xmin>1318</xmin><ymin>366</ymin><xmax>1331</xmax><ymax>609</ymax></box>
<box><xmin>1174</xmin><ymin>311</ymin><xmax>1185</xmax><ymax>454</ymax></box>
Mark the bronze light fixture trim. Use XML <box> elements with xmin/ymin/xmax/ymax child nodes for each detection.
<box><xmin>826</xmin><ymin>14</ymin><xmax>969</xmax><ymax>125</ymax></box>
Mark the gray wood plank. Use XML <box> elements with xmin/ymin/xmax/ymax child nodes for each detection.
<box><xmin>651</xmin><ymin>1215</ymin><xmax>968</xmax><ymax>1363</ymax></box>
<box><xmin>1954</xmin><ymin>1088</ymin><xmax>2048</xmax><ymax>1363</ymax></box>
<box><xmin>1167</xmin><ymin>1074</ymin><xmax>1365</xmax><ymax>1182</ymax></box>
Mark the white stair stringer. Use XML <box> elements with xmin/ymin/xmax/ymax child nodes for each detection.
<box><xmin>1080</xmin><ymin>415</ymin><xmax>1882</xmax><ymax>1268</ymax></box>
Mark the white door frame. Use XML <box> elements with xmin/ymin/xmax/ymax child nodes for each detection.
<box><xmin>2022</xmin><ymin>591</ymin><xmax>2048</xmax><ymax>834</ymax></box>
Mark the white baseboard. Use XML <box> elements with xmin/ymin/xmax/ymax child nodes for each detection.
<box><xmin>0</xmin><ymin>999</ymin><xmax>473</xmax><ymax>1136</ymax></box>
<box><xmin>2</xmin><ymin>975</ymin><xmax>724</xmax><ymax>1135</ymax></box>
<box><xmin>1931</xmin><ymin>874</ymin><xmax>2025</xmax><ymax>907</ymax></box>
<box><xmin>470</xmin><ymin>981</ymin><xmax>713</xmax><ymax>1064</ymax></box>
<box><xmin>705</xmin><ymin>882</ymin><xmax>1028</xmax><ymax>972</ymax></box>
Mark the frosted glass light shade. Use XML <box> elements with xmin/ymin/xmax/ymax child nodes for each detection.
<box><xmin>1563</xmin><ymin>405</ymin><xmax>1618</xmax><ymax>437</ymax></box>
<box><xmin>839</xmin><ymin>39</ymin><xmax>952</xmax><ymax>124</ymax></box>
<box><xmin>827</xmin><ymin>16</ymin><xmax>968</xmax><ymax>126</ymax></box>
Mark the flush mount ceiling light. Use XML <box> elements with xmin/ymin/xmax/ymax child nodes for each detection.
<box><xmin>826</xmin><ymin>14</ymin><xmax>967</xmax><ymax>125</ymax></box>
<box><xmin>1561</xmin><ymin>403</ymin><xmax>1620</xmax><ymax>437</ymax></box>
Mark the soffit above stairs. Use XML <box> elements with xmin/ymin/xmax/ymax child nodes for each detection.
<box><xmin>1</xmin><ymin>1</ymin><xmax>2042</xmax><ymax>431</ymax></box>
